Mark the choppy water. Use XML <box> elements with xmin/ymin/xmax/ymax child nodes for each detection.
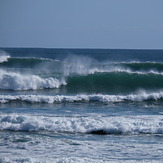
<box><xmin>0</xmin><ymin>48</ymin><xmax>163</xmax><ymax>162</ymax></box>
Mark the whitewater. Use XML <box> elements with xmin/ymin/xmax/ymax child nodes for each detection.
<box><xmin>0</xmin><ymin>48</ymin><xmax>163</xmax><ymax>163</ymax></box>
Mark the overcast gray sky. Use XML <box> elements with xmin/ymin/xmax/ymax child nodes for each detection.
<box><xmin>0</xmin><ymin>0</ymin><xmax>163</xmax><ymax>49</ymax></box>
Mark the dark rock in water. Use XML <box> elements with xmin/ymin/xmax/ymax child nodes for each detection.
<box><xmin>89</xmin><ymin>129</ymin><xmax>108</xmax><ymax>135</ymax></box>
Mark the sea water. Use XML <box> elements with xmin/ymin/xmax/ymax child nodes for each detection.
<box><xmin>0</xmin><ymin>48</ymin><xmax>163</xmax><ymax>162</ymax></box>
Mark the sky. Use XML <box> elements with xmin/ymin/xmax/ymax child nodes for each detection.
<box><xmin>0</xmin><ymin>0</ymin><xmax>163</xmax><ymax>49</ymax></box>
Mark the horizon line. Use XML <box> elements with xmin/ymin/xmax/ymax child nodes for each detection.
<box><xmin>1</xmin><ymin>46</ymin><xmax>163</xmax><ymax>51</ymax></box>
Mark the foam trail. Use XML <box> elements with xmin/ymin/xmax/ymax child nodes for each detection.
<box><xmin>0</xmin><ymin>113</ymin><xmax>163</xmax><ymax>135</ymax></box>
<box><xmin>0</xmin><ymin>70</ymin><xmax>65</xmax><ymax>90</ymax></box>
<box><xmin>0</xmin><ymin>91</ymin><xmax>163</xmax><ymax>103</ymax></box>
<box><xmin>88</xmin><ymin>67</ymin><xmax>163</xmax><ymax>75</ymax></box>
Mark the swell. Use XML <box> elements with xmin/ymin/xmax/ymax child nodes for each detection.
<box><xmin>0</xmin><ymin>57</ymin><xmax>59</xmax><ymax>68</ymax></box>
<box><xmin>1</xmin><ymin>55</ymin><xmax>163</xmax><ymax>72</ymax></box>
<box><xmin>0</xmin><ymin>114</ymin><xmax>163</xmax><ymax>135</ymax></box>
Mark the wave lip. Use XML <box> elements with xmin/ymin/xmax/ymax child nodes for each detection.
<box><xmin>0</xmin><ymin>92</ymin><xmax>163</xmax><ymax>104</ymax></box>
<box><xmin>0</xmin><ymin>114</ymin><xmax>163</xmax><ymax>135</ymax></box>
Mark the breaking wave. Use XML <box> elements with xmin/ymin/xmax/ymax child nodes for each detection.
<box><xmin>0</xmin><ymin>91</ymin><xmax>163</xmax><ymax>104</ymax></box>
<box><xmin>0</xmin><ymin>70</ymin><xmax>65</xmax><ymax>90</ymax></box>
<box><xmin>1</xmin><ymin>54</ymin><xmax>163</xmax><ymax>93</ymax></box>
<box><xmin>1</xmin><ymin>69</ymin><xmax>163</xmax><ymax>93</ymax></box>
<box><xmin>0</xmin><ymin>113</ymin><xmax>163</xmax><ymax>135</ymax></box>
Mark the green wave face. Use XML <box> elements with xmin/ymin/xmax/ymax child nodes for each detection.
<box><xmin>65</xmin><ymin>72</ymin><xmax>163</xmax><ymax>94</ymax></box>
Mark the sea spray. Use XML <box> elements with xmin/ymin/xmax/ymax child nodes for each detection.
<box><xmin>0</xmin><ymin>50</ymin><xmax>10</xmax><ymax>63</ymax></box>
<box><xmin>62</xmin><ymin>55</ymin><xmax>96</xmax><ymax>76</ymax></box>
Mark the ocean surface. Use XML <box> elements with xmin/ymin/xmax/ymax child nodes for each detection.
<box><xmin>0</xmin><ymin>48</ymin><xmax>163</xmax><ymax>162</ymax></box>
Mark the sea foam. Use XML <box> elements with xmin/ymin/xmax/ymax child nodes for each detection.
<box><xmin>0</xmin><ymin>113</ymin><xmax>163</xmax><ymax>135</ymax></box>
<box><xmin>0</xmin><ymin>91</ymin><xmax>163</xmax><ymax>104</ymax></box>
<box><xmin>0</xmin><ymin>70</ymin><xmax>65</xmax><ymax>90</ymax></box>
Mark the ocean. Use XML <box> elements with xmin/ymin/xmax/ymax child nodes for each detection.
<box><xmin>0</xmin><ymin>48</ymin><xmax>163</xmax><ymax>162</ymax></box>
